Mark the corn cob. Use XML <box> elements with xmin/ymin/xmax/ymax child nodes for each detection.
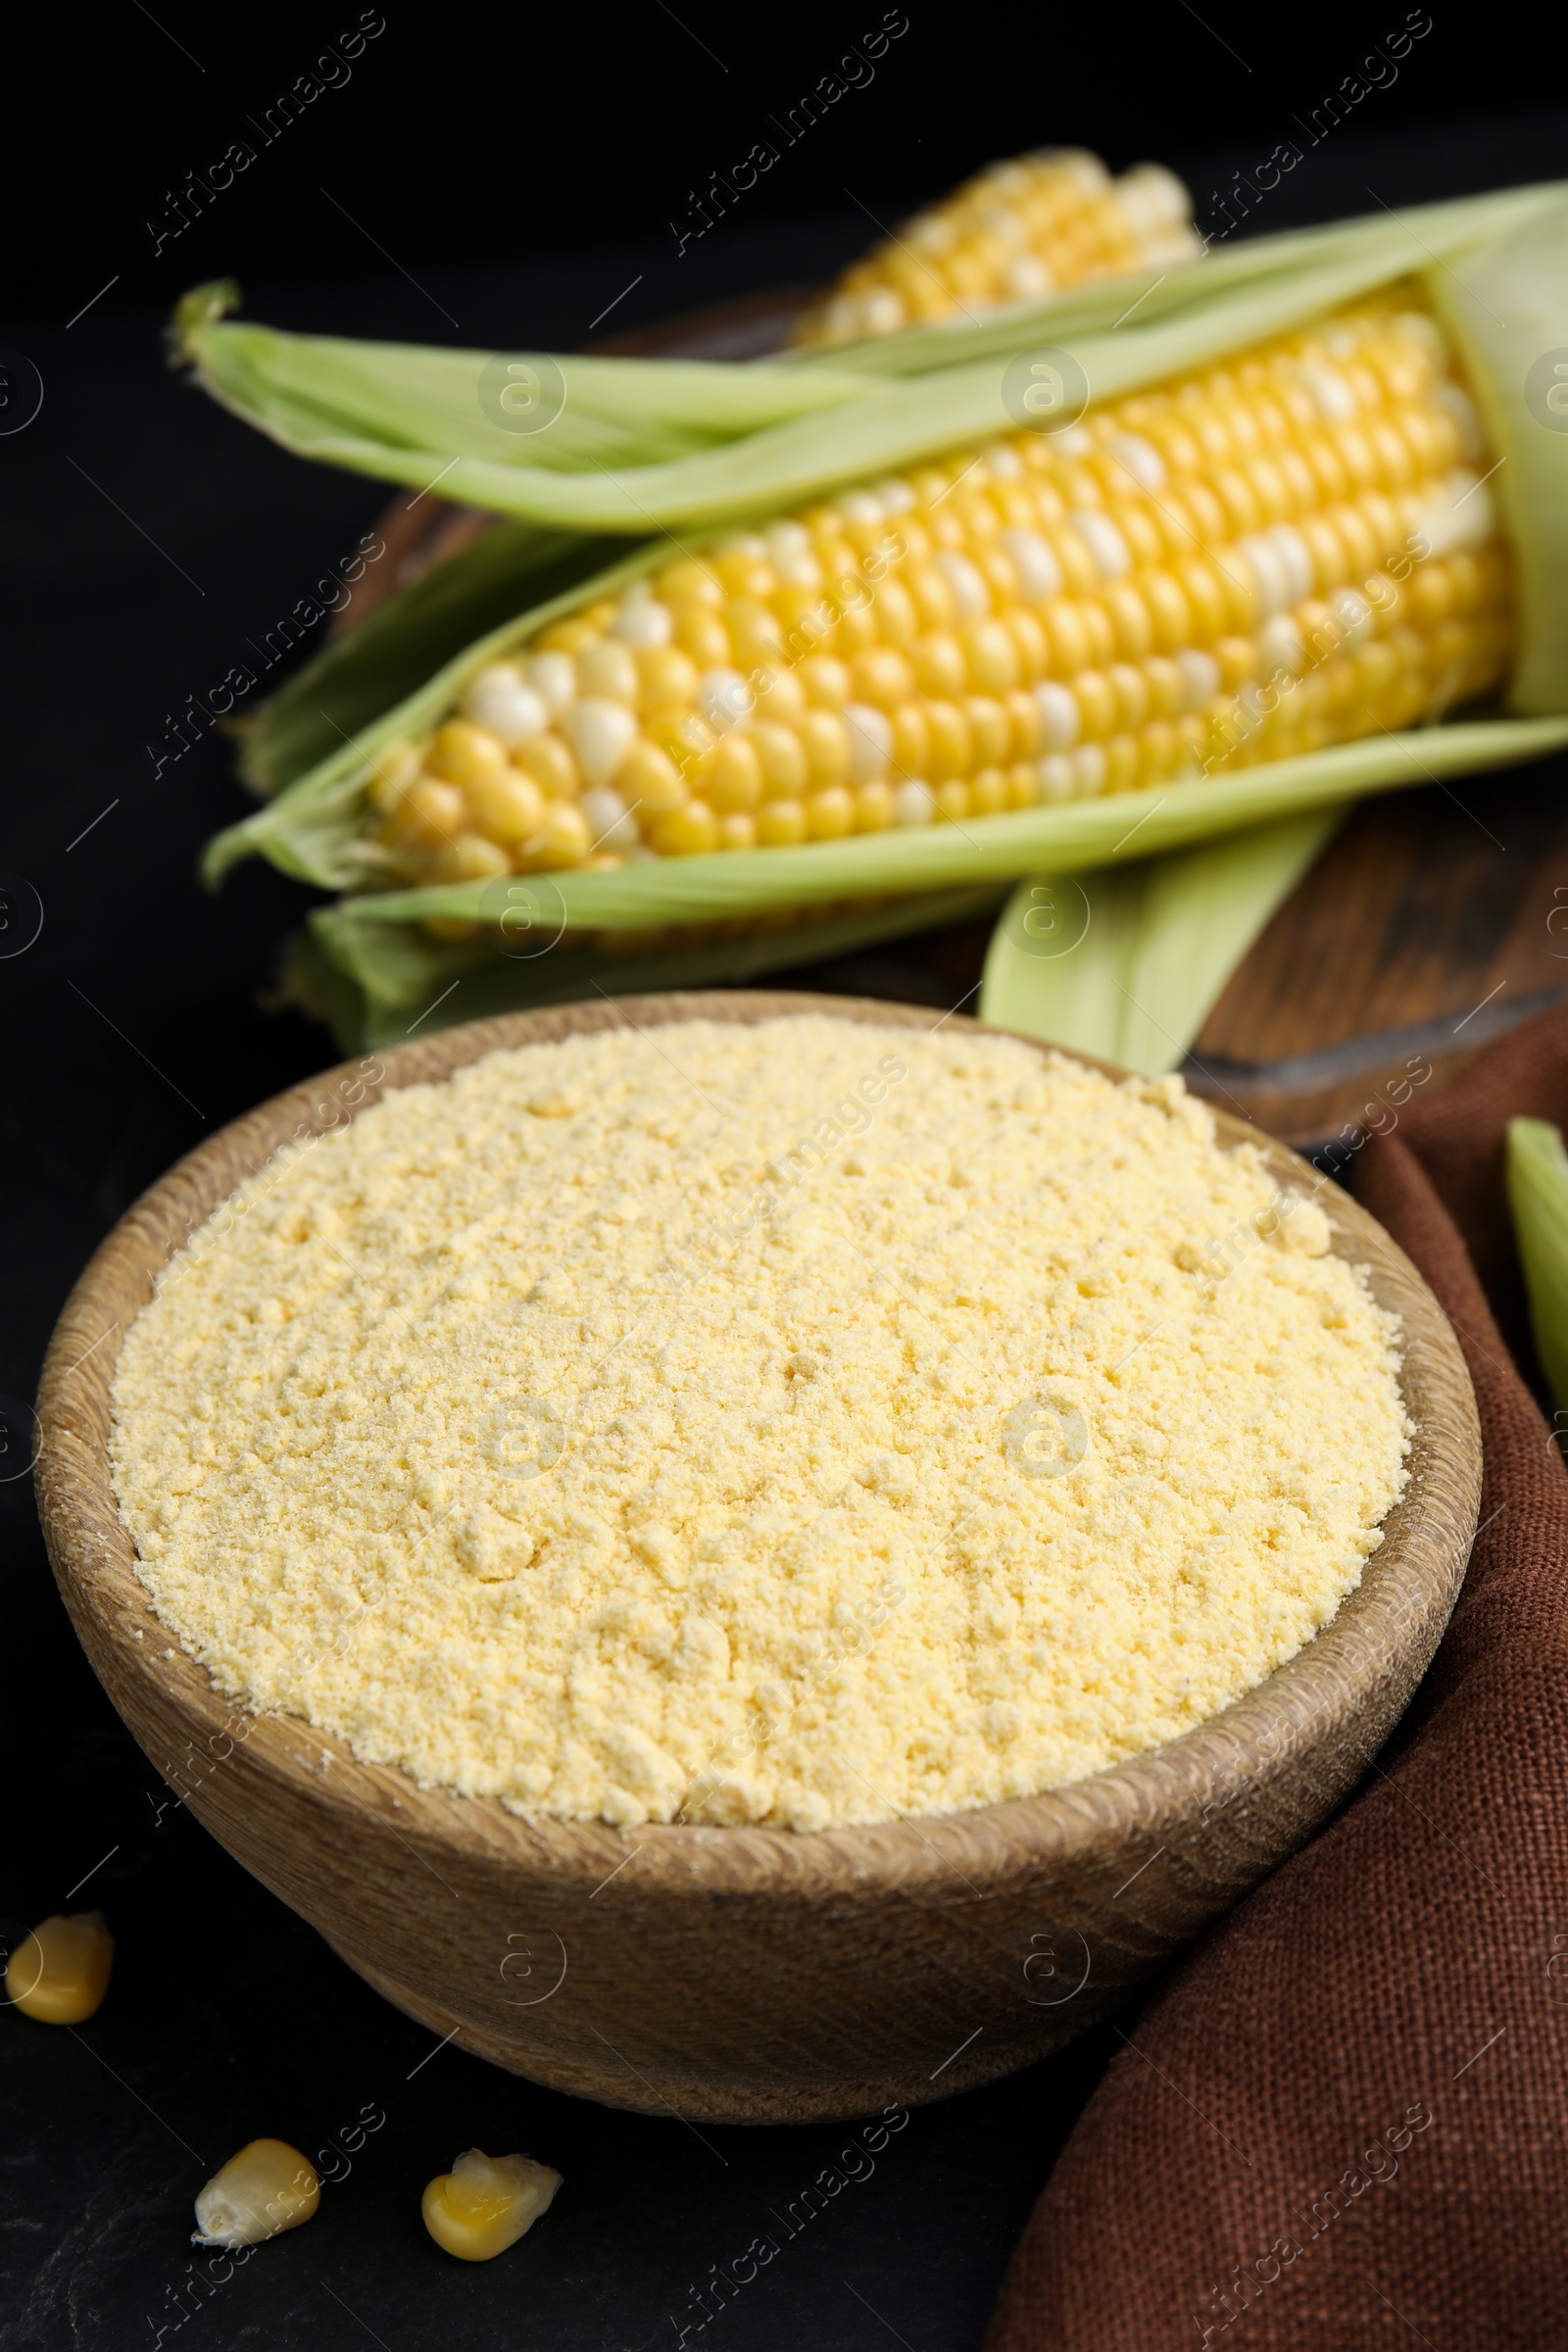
<box><xmin>793</xmin><ymin>150</ymin><xmax>1200</xmax><ymax>348</ymax></box>
<box><xmin>361</xmin><ymin>288</ymin><xmax>1510</xmax><ymax>939</ymax></box>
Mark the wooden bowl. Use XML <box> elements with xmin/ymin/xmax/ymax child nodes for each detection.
<box><xmin>35</xmin><ymin>992</ymin><xmax>1480</xmax><ymax>2125</ymax></box>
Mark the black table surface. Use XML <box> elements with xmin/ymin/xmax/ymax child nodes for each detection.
<box><xmin>6</xmin><ymin>101</ymin><xmax>1567</xmax><ymax>2352</ymax></box>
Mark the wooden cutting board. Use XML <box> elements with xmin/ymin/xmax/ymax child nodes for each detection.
<box><xmin>338</xmin><ymin>288</ymin><xmax>1568</xmax><ymax>1149</ymax></box>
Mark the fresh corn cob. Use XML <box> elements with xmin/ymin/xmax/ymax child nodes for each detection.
<box><xmin>362</xmin><ymin>289</ymin><xmax>1510</xmax><ymax>937</ymax></box>
<box><xmin>793</xmin><ymin>150</ymin><xmax>1201</xmax><ymax>348</ymax></box>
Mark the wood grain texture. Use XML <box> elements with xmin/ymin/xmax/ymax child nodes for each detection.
<box><xmin>34</xmin><ymin>993</ymin><xmax>1482</xmax><ymax>2125</ymax></box>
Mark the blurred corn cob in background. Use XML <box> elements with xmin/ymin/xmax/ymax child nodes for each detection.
<box><xmin>362</xmin><ymin>292</ymin><xmax>1507</xmax><ymax>928</ymax></box>
<box><xmin>794</xmin><ymin>150</ymin><xmax>1201</xmax><ymax>347</ymax></box>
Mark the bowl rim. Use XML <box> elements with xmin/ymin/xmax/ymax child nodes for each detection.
<box><xmin>34</xmin><ymin>988</ymin><xmax>1481</xmax><ymax>1899</ymax></box>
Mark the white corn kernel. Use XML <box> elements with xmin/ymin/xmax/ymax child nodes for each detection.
<box><xmin>1436</xmin><ymin>382</ymin><xmax>1485</xmax><ymax>460</ymax></box>
<box><xmin>1005</xmin><ymin>254</ymin><xmax>1054</xmax><ymax>301</ymax></box>
<box><xmin>581</xmin><ymin>787</ymin><xmax>641</xmax><ymax>852</ymax></box>
<box><xmin>1296</xmin><ymin>360</ymin><xmax>1357</xmax><ymax>421</ymax></box>
<box><xmin>1002</xmin><ymin>528</ymin><xmax>1062</xmax><ymax>602</ymax></box>
<box><xmin>421</xmin><ymin>2148</ymin><xmax>562</xmax><ymax>2264</ymax></box>
<box><xmin>564</xmin><ymin>697</ymin><xmax>638</xmax><ymax>787</ymax></box>
<box><xmin>575</xmin><ymin>640</ymin><xmax>640</xmax><ymax>705</ymax></box>
<box><xmin>844</xmin><ymin>703</ymin><xmax>893</xmax><ymax>783</ymax></box>
<box><xmin>1258</xmin><ymin>614</ymin><xmax>1306</xmax><ymax>678</ymax></box>
<box><xmin>1104</xmin><ymin>432</ymin><xmax>1167</xmax><ymax>494</ymax></box>
<box><xmin>892</xmin><ymin>779</ymin><xmax>935</xmax><ymax>826</ymax></box>
<box><xmin>1331</xmin><ymin>587</ymin><xmax>1375</xmax><ymax>647</ymax></box>
<box><xmin>1067</xmin><ymin>510</ymin><xmax>1132</xmax><ymax>581</ymax></box>
<box><xmin>1235</xmin><ymin>533</ymin><xmax>1291</xmax><ymax>619</ymax></box>
<box><xmin>611</xmin><ymin>597</ymin><xmax>673</xmax><ymax>650</ymax></box>
<box><xmin>871</xmin><ymin>476</ymin><xmax>917</xmax><ymax>514</ymax></box>
<box><xmin>527</xmin><ymin>652</ymin><xmax>577</xmax><ymax>718</ymax></box>
<box><xmin>462</xmin><ymin>666</ymin><xmax>549</xmax><ymax>749</ymax></box>
<box><xmin>699</xmin><ymin>666</ymin><xmax>755</xmax><ymax>732</ymax></box>
<box><xmin>1072</xmin><ymin>743</ymin><xmax>1108</xmax><ymax>796</ymax></box>
<box><xmin>1033</xmin><ymin>680</ymin><xmax>1080</xmax><ymax>752</ymax></box>
<box><xmin>193</xmin><ymin>2140</ymin><xmax>320</xmax><ymax>2249</ymax></box>
<box><xmin>859</xmin><ymin>288</ymin><xmax>906</xmax><ymax>336</ymax></box>
<box><xmin>933</xmin><ymin>551</ymin><xmax>991</xmax><ymax>620</ymax></box>
<box><xmin>764</xmin><ymin>520</ymin><xmax>812</xmax><ymax>563</ymax></box>
<box><xmin>1177</xmin><ymin>649</ymin><xmax>1221</xmax><ymax>711</ymax></box>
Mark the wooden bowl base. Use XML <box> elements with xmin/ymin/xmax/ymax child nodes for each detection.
<box><xmin>328</xmin><ymin>1936</ymin><xmax>1088</xmax><ymax>2125</ymax></box>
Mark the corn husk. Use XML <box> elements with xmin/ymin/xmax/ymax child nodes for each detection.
<box><xmin>1506</xmin><ymin>1116</ymin><xmax>1568</xmax><ymax>1406</ymax></box>
<box><xmin>290</xmin><ymin>885</ymin><xmax>1007</xmax><ymax>1047</ymax></box>
<box><xmin>186</xmin><ymin>186</ymin><xmax>1568</xmax><ymax>1048</ymax></box>
<box><xmin>979</xmin><ymin>811</ymin><xmax>1342</xmax><ymax>1072</ymax></box>
<box><xmin>177</xmin><ymin>190</ymin><xmax>1562</xmax><ymax>539</ymax></box>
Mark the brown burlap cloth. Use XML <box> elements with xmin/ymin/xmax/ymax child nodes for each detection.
<box><xmin>987</xmin><ymin>1006</ymin><xmax>1568</xmax><ymax>2352</ymax></box>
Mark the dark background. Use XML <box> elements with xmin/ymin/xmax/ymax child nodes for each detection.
<box><xmin>3</xmin><ymin>5</ymin><xmax>1563</xmax><ymax>2346</ymax></box>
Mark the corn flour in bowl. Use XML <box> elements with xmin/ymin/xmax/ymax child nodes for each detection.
<box><xmin>109</xmin><ymin>1013</ymin><xmax>1409</xmax><ymax>1836</ymax></box>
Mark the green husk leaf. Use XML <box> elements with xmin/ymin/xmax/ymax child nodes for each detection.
<box><xmin>979</xmin><ymin>810</ymin><xmax>1342</xmax><ymax>1073</ymax></box>
<box><xmin>1506</xmin><ymin>1115</ymin><xmax>1568</xmax><ymax>1404</ymax></box>
<box><xmin>1428</xmin><ymin>198</ymin><xmax>1568</xmax><ymax>713</ymax></box>
<box><xmin>290</xmin><ymin>885</ymin><xmax>1007</xmax><ymax>1052</ymax></box>
<box><xmin>175</xmin><ymin>187</ymin><xmax>1564</xmax><ymax>537</ymax></box>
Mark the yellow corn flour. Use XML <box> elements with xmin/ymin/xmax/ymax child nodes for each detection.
<box><xmin>110</xmin><ymin>1016</ymin><xmax>1409</xmax><ymax>1832</ymax></box>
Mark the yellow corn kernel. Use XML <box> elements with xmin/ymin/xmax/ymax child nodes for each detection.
<box><xmin>854</xmin><ymin>780</ymin><xmax>896</xmax><ymax>831</ymax></box>
<box><xmin>926</xmin><ymin>702</ymin><xmax>971</xmax><ymax>780</ymax></box>
<box><xmin>912</xmin><ymin>633</ymin><xmax>967</xmax><ymax>700</ymax></box>
<box><xmin>364</xmin><ymin>739</ymin><xmax>423</xmax><ymax>813</ymax></box>
<box><xmin>966</xmin><ymin>696</ymin><xmax>1011</xmax><ymax>766</ymax></box>
<box><xmin>851</xmin><ymin>645</ymin><xmax>915</xmax><ymax>710</ymax></box>
<box><xmin>636</xmin><ymin>645</ymin><xmax>700</xmax><ymax>710</ymax></box>
<box><xmin>690</xmin><ymin>734</ymin><xmax>756</xmax><ymax>814</ymax></box>
<box><xmin>891</xmin><ymin>702</ymin><xmax>931</xmax><ymax>777</ymax></box>
<box><xmin>752</xmin><ymin>665</ymin><xmax>807</xmax><ymax>725</ymax></box>
<box><xmin>6</xmin><ymin>1911</ymin><xmax>113</xmax><ymax>2023</ymax></box>
<box><xmin>644</xmin><ymin>706</ymin><xmax>713</xmax><ymax>774</ymax></box>
<box><xmin>427</xmin><ymin>719</ymin><xmax>511</xmax><ymax>789</ymax></box>
<box><xmin>650</xmin><ymin>800</ymin><xmax>719</xmax><ymax>856</ymax></box>
<box><xmin>970</xmin><ymin>766</ymin><xmax>1008</xmax><ymax>815</ymax></box>
<box><xmin>726</xmin><ymin>598</ymin><xmax>785</xmax><ymax>666</ymax></box>
<box><xmin>934</xmin><ymin>779</ymin><xmax>972</xmax><ymax>822</ymax></box>
<box><xmin>753</xmin><ymin>721</ymin><xmax>808</xmax><ymax>800</ymax></box>
<box><xmin>806</xmin><ymin>787</ymin><xmax>855</xmax><ymax>840</ymax></box>
<box><xmin>520</xmin><ymin>802</ymin><xmax>591</xmax><ymax>870</ymax></box>
<box><xmin>433</xmin><ymin>833</ymin><xmax>511</xmax><ymax>884</ymax></box>
<box><xmin>799</xmin><ymin>655</ymin><xmax>851</xmax><ymax>710</ymax></box>
<box><xmin>193</xmin><ymin>2141</ymin><xmax>320</xmax><ymax>2250</ymax></box>
<box><xmin>1001</xmin><ymin>607</ymin><xmax>1048</xmax><ymax>682</ymax></box>
<box><xmin>387</xmin><ymin>776</ymin><xmax>465</xmax><ymax>850</ymax></box>
<box><xmin>575</xmin><ymin>639</ymin><xmax>640</xmax><ymax>704</ymax></box>
<box><xmin>464</xmin><ymin>768</ymin><xmax>546</xmax><ymax>848</ymax></box>
<box><xmin>421</xmin><ymin>2149</ymin><xmax>562</xmax><ymax>2264</ymax></box>
<box><xmin>718</xmin><ymin>811</ymin><xmax>758</xmax><ymax>850</ymax></box>
<box><xmin>757</xmin><ymin>799</ymin><xmax>808</xmax><ymax>845</ymax></box>
<box><xmin>673</xmin><ymin>605</ymin><xmax>731</xmax><ymax>665</ymax></box>
<box><xmin>799</xmin><ymin>710</ymin><xmax>851</xmax><ymax>788</ymax></box>
<box><xmin>513</xmin><ymin>734</ymin><xmax>580</xmax><ymax>800</ymax></box>
<box><xmin>617</xmin><ymin>739</ymin><xmax>687</xmax><ymax>817</ymax></box>
<box><xmin>657</xmin><ymin>558</ymin><xmax>721</xmax><ymax>606</ymax></box>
